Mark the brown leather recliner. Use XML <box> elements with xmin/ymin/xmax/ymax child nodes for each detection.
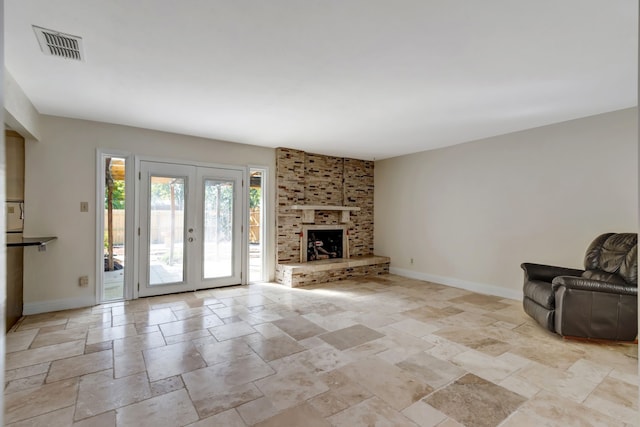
<box><xmin>521</xmin><ymin>233</ymin><xmax>638</xmax><ymax>341</ymax></box>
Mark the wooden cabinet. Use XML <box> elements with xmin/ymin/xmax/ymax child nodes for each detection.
<box><xmin>5</xmin><ymin>129</ymin><xmax>25</xmax><ymax>331</ymax></box>
<box><xmin>5</xmin><ymin>130</ymin><xmax>25</xmax><ymax>201</ymax></box>
<box><xmin>6</xmin><ymin>247</ymin><xmax>23</xmax><ymax>331</ymax></box>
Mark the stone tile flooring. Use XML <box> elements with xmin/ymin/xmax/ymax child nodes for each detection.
<box><xmin>4</xmin><ymin>274</ymin><xmax>638</xmax><ymax>426</ymax></box>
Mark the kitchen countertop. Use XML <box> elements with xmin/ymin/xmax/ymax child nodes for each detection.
<box><xmin>6</xmin><ymin>235</ymin><xmax>57</xmax><ymax>248</ymax></box>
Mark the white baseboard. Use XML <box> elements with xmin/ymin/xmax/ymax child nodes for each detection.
<box><xmin>389</xmin><ymin>267</ymin><xmax>522</xmax><ymax>301</ymax></box>
<box><xmin>23</xmin><ymin>296</ymin><xmax>97</xmax><ymax>315</ymax></box>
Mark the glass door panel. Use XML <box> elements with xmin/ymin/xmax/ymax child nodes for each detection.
<box><xmin>249</xmin><ymin>168</ymin><xmax>265</xmax><ymax>282</ymax></box>
<box><xmin>101</xmin><ymin>155</ymin><xmax>127</xmax><ymax>302</ymax></box>
<box><xmin>203</xmin><ymin>179</ymin><xmax>234</xmax><ymax>279</ymax></box>
<box><xmin>148</xmin><ymin>176</ymin><xmax>186</xmax><ymax>285</ymax></box>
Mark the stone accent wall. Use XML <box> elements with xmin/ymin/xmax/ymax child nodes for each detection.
<box><xmin>304</xmin><ymin>153</ymin><xmax>344</xmax><ymax>205</ymax></box>
<box><xmin>276</xmin><ymin>148</ymin><xmax>306</xmax><ymax>263</ymax></box>
<box><xmin>276</xmin><ymin>148</ymin><xmax>374</xmax><ymax>263</ymax></box>
<box><xmin>344</xmin><ymin>158</ymin><xmax>375</xmax><ymax>256</ymax></box>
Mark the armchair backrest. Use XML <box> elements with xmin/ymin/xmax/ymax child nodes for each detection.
<box><xmin>584</xmin><ymin>233</ymin><xmax>638</xmax><ymax>286</ymax></box>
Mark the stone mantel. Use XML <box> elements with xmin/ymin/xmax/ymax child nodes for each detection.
<box><xmin>290</xmin><ymin>205</ymin><xmax>361</xmax><ymax>223</ymax></box>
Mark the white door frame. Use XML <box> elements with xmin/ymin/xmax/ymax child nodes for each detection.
<box><xmin>248</xmin><ymin>166</ymin><xmax>268</xmax><ymax>283</ymax></box>
<box><xmin>95</xmin><ymin>149</ymin><xmax>136</xmax><ymax>303</ymax></box>
<box><xmin>138</xmin><ymin>161</ymin><xmax>196</xmax><ymax>297</ymax></box>
<box><xmin>133</xmin><ymin>156</ymin><xmax>248</xmax><ymax>299</ymax></box>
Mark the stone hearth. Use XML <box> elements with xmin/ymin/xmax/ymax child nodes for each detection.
<box><xmin>276</xmin><ymin>255</ymin><xmax>390</xmax><ymax>288</ymax></box>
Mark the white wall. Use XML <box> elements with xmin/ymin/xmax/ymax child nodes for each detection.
<box><xmin>24</xmin><ymin>115</ymin><xmax>275</xmax><ymax>313</ymax></box>
<box><xmin>4</xmin><ymin>68</ymin><xmax>40</xmax><ymax>140</ymax></box>
<box><xmin>375</xmin><ymin>108</ymin><xmax>638</xmax><ymax>299</ymax></box>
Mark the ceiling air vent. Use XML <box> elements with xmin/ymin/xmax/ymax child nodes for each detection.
<box><xmin>33</xmin><ymin>26</ymin><xmax>84</xmax><ymax>61</ymax></box>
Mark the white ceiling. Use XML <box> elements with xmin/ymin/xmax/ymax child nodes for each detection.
<box><xmin>5</xmin><ymin>1</ymin><xmax>638</xmax><ymax>160</ymax></box>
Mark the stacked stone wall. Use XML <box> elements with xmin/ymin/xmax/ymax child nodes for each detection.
<box><xmin>276</xmin><ymin>148</ymin><xmax>375</xmax><ymax>263</ymax></box>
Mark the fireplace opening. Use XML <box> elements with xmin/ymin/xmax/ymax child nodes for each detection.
<box><xmin>307</xmin><ymin>229</ymin><xmax>343</xmax><ymax>261</ymax></box>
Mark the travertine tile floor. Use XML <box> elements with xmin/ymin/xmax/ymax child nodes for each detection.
<box><xmin>4</xmin><ymin>274</ymin><xmax>638</xmax><ymax>426</ymax></box>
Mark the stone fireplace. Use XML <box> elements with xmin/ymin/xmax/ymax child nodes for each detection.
<box><xmin>275</xmin><ymin>148</ymin><xmax>390</xmax><ymax>287</ymax></box>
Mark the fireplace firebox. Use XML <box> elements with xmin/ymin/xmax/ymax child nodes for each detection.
<box><xmin>307</xmin><ymin>230</ymin><xmax>342</xmax><ymax>261</ymax></box>
<box><xmin>300</xmin><ymin>224</ymin><xmax>348</xmax><ymax>262</ymax></box>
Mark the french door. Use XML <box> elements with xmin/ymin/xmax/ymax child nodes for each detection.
<box><xmin>138</xmin><ymin>160</ymin><xmax>243</xmax><ymax>297</ymax></box>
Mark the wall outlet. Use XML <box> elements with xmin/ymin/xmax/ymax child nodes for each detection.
<box><xmin>410</xmin><ymin>258</ymin><xmax>414</xmax><ymax>264</ymax></box>
<box><xmin>80</xmin><ymin>202</ymin><xmax>89</xmax><ymax>212</ymax></box>
<box><xmin>79</xmin><ymin>276</ymin><xmax>89</xmax><ymax>287</ymax></box>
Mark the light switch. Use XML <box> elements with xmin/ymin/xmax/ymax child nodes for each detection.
<box><xmin>80</xmin><ymin>202</ymin><xmax>89</xmax><ymax>212</ymax></box>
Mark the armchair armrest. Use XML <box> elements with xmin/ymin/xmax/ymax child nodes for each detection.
<box><xmin>552</xmin><ymin>276</ymin><xmax>638</xmax><ymax>296</ymax></box>
<box><xmin>521</xmin><ymin>263</ymin><xmax>584</xmax><ymax>282</ymax></box>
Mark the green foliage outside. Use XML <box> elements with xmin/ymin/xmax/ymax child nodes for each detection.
<box><xmin>104</xmin><ymin>180</ymin><xmax>260</xmax><ymax>247</ymax></box>
<box><xmin>105</xmin><ymin>180</ymin><xmax>125</xmax><ymax>251</ymax></box>
<box><xmin>204</xmin><ymin>182</ymin><xmax>233</xmax><ymax>241</ymax></box>
<box><xmin>250</xmin><ymin>187</ymin><xmax>261</xmax><ymax>209</ymax></box>
<box><xmin>107</xmin><ymin>180</ymin><xmax>258</xmax><ymax>211</ymax></box>
<box><xmin>105</xmin><ymin>180</ymin><xmax>126</xmax><ymax>209</ymax></box>
<box><xmin>150</xmin><ymin>180</ymin><xmax>184</xmax><ymax>209</ymax></box>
